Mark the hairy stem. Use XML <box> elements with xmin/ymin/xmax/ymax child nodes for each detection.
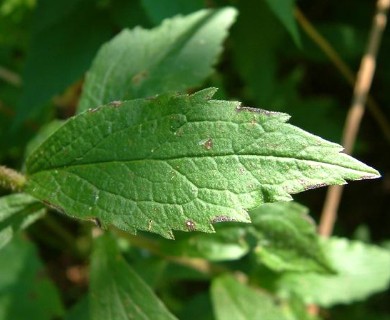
<box><xmin>0</xmin><ymin>166</ymin><xmax>26</xmax><ymax>192</ymax></box>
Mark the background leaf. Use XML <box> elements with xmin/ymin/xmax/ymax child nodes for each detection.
<box><xmin>0</xmin><ymin>236</ymin><xmax>64</xmax><ymax>320</ymax></box>
<box><xmin>18</xmin><ymin>0</ymin><xmax>113</xmax><ymax>122</ymax></box>
<box><xmin>0</xmin><ymin>193</ymin><xmax>45</xmax><ymax>250</ymax></box>
<box><xmin>231</xmin><ymin>0</ymin><xmax>284</xmax><ymax>105</ymax></box>
<box><xmin>77</xmin><ymin>7</ymin><xmax>237</xmax><ymax>113</ymax></box>
<box><xmin>249</xmin><ymin>202</ymin><xmax>333</xmax><ymax>273</ymax></box>
<box><xmin>25</xmin><ymin>89</ymin><xmax>379</xmax><ymax>238</ymax></box>
<box><xmin>264</xmin><ymin>0</ymin><xmax>301</xmax><ymax>47</ymax></box>
<box><xmin>16</xmin><ymin>0</ymin><xmax>153</xmax><ymax>126</ymax></box>
<box><xmin>160</xmin><ymin>223</ymin><xmax>249</xmax><ymax>261</ymax></box>
<box><xmin>211</xmin><ymin>275</ymin><xmax>290</xmax><ymax>320</ymax></box>
<box><xmin>90</xmin><ymin>233</ymin><xmax>177</xmax><ymax>320</ymax></box>
<box><xmin>276</xmin><ymin>237</ymin><xmax>390</xmax><ymax>306</ymax></box>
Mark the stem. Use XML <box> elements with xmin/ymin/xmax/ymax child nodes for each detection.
<box><xmin>294</xmin><ymin>6</ymin><xmax>390</xmax><ymax>144</ymax></box>
<box><xmin>0</xmin><ymin>166</ymin><xmax>26</xmax><ymax>192</ymax></box>
<box><xmin>319</xmin><ymin>0</ymin><xmax>390</xmax><ymax>237</ymax></box>
<box><xmin>0</xmin><ymin>66</ymin><xmax>21</xmax><ymax>87</ymax></box>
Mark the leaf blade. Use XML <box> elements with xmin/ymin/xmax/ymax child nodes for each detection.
<box><xmin>249</xmin><ymin>202</ymin><xmax>333</xmax><ymax>273</ymax></box>
<box><xmin>276</xmin><ymin>237</ymin><xmax>390</xmax><ymax>306</ymax></box>
<box><xmin>90</xmin><ymin>233</ymin><xmax>177</xmax><ymax>320</ymax></box>
<box><xmin>0</xmin><ymin>236</ymin><xmax>64</xmax><ymax>319</ymax></box>
<box><xmin>25</xmin><ymin>89</ymin><xmax>379</xmax><ymax>237</ymax></box>
<box><xmin>264</xmin><ymin>0</ymin><xmax>301</xmax><ymax>47</ymax></box>
<box><xmin>77</xmin><ymin>7</ymin><xmax>237</xmax><ymax>113</ymax></box>
<box><xmin>0</xmin><ymin>193</ymin><xmax>45</xmax><ymax>250</ymax></box>
<box><xmin>211</xmin><ymin>275</ymin><xmax>290</xmax><ymax>320</ymax></box>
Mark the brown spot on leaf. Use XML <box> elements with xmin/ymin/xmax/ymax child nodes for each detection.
<box><xmin>200</xmin><ymin>138</ymin><xmax>213</xmax><ymax>150</ymax></box>
<box><xmin>211</xmin><ymin>216</ymin><xmax>237</xmax><ymax>223</ymax></box>
<box><xmin>304</xmin><ymin>183</ymin><xmax>328</xmax><ymax>190</ymax></box>
<box><xmin>185</xmin><ymin>220</ymin><xmax>196</xmax><ymax>231</ymax></box>
<box><xmin>109</xmin><ymin>100</ymin><xmax>123</xmax><ymax>107</ymax></box>
<box><xmin>132</xmin><ymin>70</ymin><xmax>149</xmax><ymax>85</ymax></box>
<box><xmin>93</xmin><ymin>218</ymin><xmax>102</xmax><ymax>228</ymax></box>
<box><xmin>236</xmin><ymin>104</ymin><xmax>279</xmax><ymax>116</ymax></box>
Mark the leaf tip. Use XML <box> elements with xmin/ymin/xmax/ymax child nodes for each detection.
<box><xmin>191</xmin><ymin>87</ymin><xmax>218</xmax><ymax>101</ymax></box>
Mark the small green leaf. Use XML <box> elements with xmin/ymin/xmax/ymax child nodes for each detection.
<box><xmin>211</xmin><ymin>275</ymin><xmax>290</xmax><ymax>320</ymax></box>
<box><xmin>0</xmin><ymin>236</ymin><xmax>64</xmax><ymax>320</ymax></box>
<box><xmin>161</xmin><ymin>224</ymin><xmax>249</xmax><ymax>261</ymax></box>
<box><xmin>77</xmin><ymin>7</ymin><xmax>237</xmax><ymax>113</ymax></box>
<box><xmin>90</xmin><ymin>233</ymin><xmax>177</xmax><ymax>320</ymax></box>
<box><xmin>0</xmin><ymin>193</ymin><xmax>45</xmax><ymax>250</ymax></box>
<box><xmin>249</xmin><ymin>202</ymin><xmax>333</xmax><ymax>273</ymax></box>
<box><xmin>264</xmin><ymin>0</ymin><xmax>301</xmax><ymax>47</ymax></box>
<box><xmin>25</xmin><ymin>89</ymin><xmax>379</xmax><ymax>238</ymax></box>
<box><xmin>276</xmin><ymin>237</ymin><xmax>390</xmax><ymax>306</ymax></box>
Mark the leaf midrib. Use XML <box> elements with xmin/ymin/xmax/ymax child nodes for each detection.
<box><xmin>28</xmin><ymin>153</ymin><xmax>374</xmax><ymax>177</ymax></box>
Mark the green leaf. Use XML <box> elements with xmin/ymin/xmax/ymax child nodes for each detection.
<box><xmin>161</xmin><ymin>224</ymin><xmax>249</xmax><ymax>261</ymax></box>
<box><xmin>211</xmin><ymin>275</ymin><xmax>290</xmax><ymax>320</ymax></box>
<box><xmin>18</xmin><ymin>0</ymin><xmax>114</xmax><ymax>123</ymax></box>
<box><xmin>77</xmin><ymin>7</ymin><xmax>237</xmax><ymax>113</ymax></box>
<box><xmin>90</xmin><ymin>233</ymin><xmax>177</xmax><ymax>320</ymax></box>
<box><xmin>249</xmin><ymin>202</ymin><xmax>333</xmax><ymax>273</ymax></box>
<box><xmin>264</xmin><ymin>0</ymin><xmax>301</xmax><ymax>48</ymax></box>
<box><xmin>232</xmin><ymin>0</ymin><xmax>284</xmax><ymax>105</ymax></box>
<box><xmin>25</xmin><ymin>89</ymin><xmax>379</xmax><ymax>238</ymax></box>
<box><xmin>24</xmin><ymin>120</ymin><xmax>65</xmax><ymax>162</ymax></box>
<box><xmin>0</xmin><ymin>236</ymin><xmax>64</xmax><ymax>320</ymax></box>
<box><xmin>276</xmin><ymin>237</ymin><xmax>390</xmax><ymax>307</ymax></box>
<box><xmin>0</xmin><ymin>193</ymin><xmax>45</xmax><ymax>250</ymax></box>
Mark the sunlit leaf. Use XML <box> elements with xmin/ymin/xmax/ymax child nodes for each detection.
<box><xmin>77</xmin><ymin>7</ymin><xmax>237</xmax><ymax>113</ymax></box>
<box><xmin>249</xmin><ymin>202</ymin><xmax>333</xmax><ymax>273</ymax></box>
<box><xmin>25</xmin><ymin>89</ymin><xmax>379</xmax><ymax>238</ymax></box>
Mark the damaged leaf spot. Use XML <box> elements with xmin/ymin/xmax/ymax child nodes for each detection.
<box><xmin>185</xmin><ymin>220</ymin><xmax>196</xmax><ymax>231</ymax></box>
<box><xmin>109</xmin><ymin>100</ymin><xmax>123</xmax><ymax>107</ymax></box>
<box><xmin>199</xmin><ymin>138</ymin><xmax>213</xmax><ymax>150</ymax></box>
<box><xmin>88</xmin><ymin>107</ymin><xmax>99</xmax><ymax>113</ymax></box>
<box><xmin>93</xmin><ymin>218</ymin><xmax>102</xmax><ymax>228</ymax></box>
<box><xmin>236</xmin><ymin>104</ymin><xmax>279</xmax><ymax>116</ymax></box>
<box><xmin>132</xmin><ymin>70</ymin><xmax>149</xmax><ymax>85</ymax></box>
<box><xmin>211</xmin><ymin>216</ymin><xmax>237</xmax><ymax>223</ymax></box>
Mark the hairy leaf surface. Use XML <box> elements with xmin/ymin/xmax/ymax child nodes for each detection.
<box><xmin>77</xmin><ymin>7</ymin><xmax>237</xmax><ymax>113</ymax></box>
<box><xmin>25</xmin><ymin>89</ymin><xmax>379</xmax><ymax>238</ymax></box>
<box><xmin>249</xmin><ymin>202</ymin><xmax>333</xmax><ymax>273</ymax></box>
